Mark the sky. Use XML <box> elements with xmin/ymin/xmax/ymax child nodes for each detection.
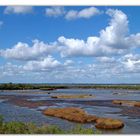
<box><xmin>0</xmin><ymin>6</ymin><xmax>140</xmax><ymax>83</ymax></box>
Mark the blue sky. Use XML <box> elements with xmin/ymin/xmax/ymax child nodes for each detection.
<box><xmin>0</xmin><ymin>6</ymin><xmax>140</xmax><ymax>83</ymax></box>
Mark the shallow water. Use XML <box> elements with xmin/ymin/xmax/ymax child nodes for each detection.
<box><xmin>0</xmin><ymin>88</ymin><xmax>140</xmax><ymax>134</ymax></box>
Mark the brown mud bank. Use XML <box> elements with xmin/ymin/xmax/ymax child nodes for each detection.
<box><xmin>1</xmin><ymin>95</ymin><xmax>140</xmax><ymax>119</ymax></box>
<box><xmin>0</xmin><ymin>95</ymin><xmax>116</xmax><ymax>110</ymax></box>
<box><xmin>43</xmin><ymin>107</ymin><xmax>124</xmax><ymax>129</ymax></box>
<box><xmin>11</xmin><ymin>99</ymin><xmax>54</xmax><ymax>108</ymax></box>
<box><xmin>40</xmin><ymin>88</ymin><xmax>57</xmax><ymax>91</ymax></box>
<box><xmin>51</xmin><ymin>94</ymin><xmax>95</xmax><ymax>99</ymax></box>
<box><xmin>1</xmin><ymin>90</ymin><xmax>51</xmax><ymax>94</ymax></box>
<box><xmin>0</xmin><ymin>95</ymin><xmax>55</xmax><ymax>108</ymax></box>
<box><xmin>112</xmin><ymin>100</ymin><xmax>140</xmax><ymax>107</ymax></box>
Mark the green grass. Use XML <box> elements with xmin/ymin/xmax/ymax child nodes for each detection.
<box><xmin>0</xmin><ymin>83</ymin><xmax>68</xmax><ymax>90</ymax></box>
<box><xmin>0</xmin><ymin>83</ymin><xmax>140</xmax><ymax>90</ymax></box>
<box><xmin>0</xmin><ymin>115</ymin><xmax>100</xmax><ymax>134</ymax></box>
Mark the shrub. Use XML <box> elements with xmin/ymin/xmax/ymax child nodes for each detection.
<box><xmin>0</xmin><ymin>115</ymin><xmax>3</xmax><ymax>126</ymax></box>
<box><xmin>68</xmin><ymin>125</ymin><xmax>94</xmax><ymax>134</ymax></box>
<box><xmin>0</xmin><ymin>115</ymin><xmax>101</xmax><ymax>134</ymax></box>
<box><xmin>2</xmin><ymin>122</ymin><xmax>29</xmax><ymax>134</ymax></box>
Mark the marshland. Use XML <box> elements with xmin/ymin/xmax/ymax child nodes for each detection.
<box><xmin>0</xmin><ymin>83</ymin><xmax>140</xmax><ymax>134</ymax></box>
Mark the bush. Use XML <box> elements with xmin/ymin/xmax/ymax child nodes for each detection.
<box><xmin>32</xmin><ymin>125</ymin><xmax>64</xmax><ymax>134</ymax></box>
<box><xmin>68</xmin><ymin>125</ymin><xmax>94</xmax><ymax>134</ymax></box>
<box><xmin>0</xmin><ymin>115</ymin><xmax>101</xmax><ymax>134</ymax></box>
<box><xmin>2</xmin><ymin>122</ymin><xmax>29</xmax><ymax>134</ymax></box>
<box><xmin>0</xmin><ymin>115</ymin><xmax>3</xmax><ymax>126</ymax></box>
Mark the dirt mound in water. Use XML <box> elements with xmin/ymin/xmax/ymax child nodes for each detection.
<box><xmin>51</xmin><ymin>94</ymin><xmax>95</xmax><ymax>99</ymax></box>
<box><xmin>43</xmin><ymin>107</ymin><xmax>124</xmax><ymax>129</ymax></box>
<box><xmin>43</xmin><ymin>107</ymin><xmax>97</xmax><ymax>123</ymax></box>
<box><xmin>95</xmin><ymin>118</ymin><xmax>124</xmax><ymax>129</ymax></box>
<box><xmin>112</xmin><ymin>100</ymin><xmax>140</xmax><ymax>107</ymax></box>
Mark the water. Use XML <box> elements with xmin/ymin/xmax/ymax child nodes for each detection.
<box><xmin>0</xmin><ymin>88</ymin><xmax>140</xmax><ymax>134</ymax></box>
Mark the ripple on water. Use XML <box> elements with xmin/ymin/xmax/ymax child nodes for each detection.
<box><xmin>1</xmin><ymin>88</ymin><xmax>140</xmax><ymax>134</ymax></box>
<box><xmin>0</xmin><ymin>99</ymin><xmax>6</xmax><ymax>103</ymax></box>
<box><xmin>0</xmin><ymin>102</ymin><xmax>91</xmax><ymax>130</ymax></box>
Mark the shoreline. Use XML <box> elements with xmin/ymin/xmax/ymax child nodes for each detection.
<box><xmin>1</xmin><ymin>92</ymin><xmax>140</xmax><ymax>134</ymax></box>
<box><xmin>1</xmin><ymin>87</ymin><xmax>140</xmax><ymax>91</ymax></box>
<box><xmin>0</xmin><ymin>83</ymin><xmax>140</xmax><ymax>91</ymax></box>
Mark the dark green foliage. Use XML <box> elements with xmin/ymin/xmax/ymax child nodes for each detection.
<box><xmin>0</xmin><ymin>83</ymin><xmax>140</xmax><ymax>90</ymax></box>
<box><xmin>0</xmin><ymin>83</ymin><xmax>35</xmax><ymax>90</ymax></box>
<box><xmin>0</xmin><ymin>115</ymin><xmax>3</xmax><ymax>127</ymax></box>
<box><xmin>31</xmin><ymin>125</ymin><xmax>64</xmax><ymax>134</ymax></box>
<box><xmin>2</xmin><ymin>122</ymin><xmax>29</xmax><ymax>134</ymax></box>
<box><xmin>0</xmin><ymin>83</ymin><xmax>68</xmax><ymax>90</ymax></box>
<box><xmin>74</xmin><ymin>85</ymin><xmax>140</xmax><ymax>90</ymax></box>
<box><xmin>0</xmin><ymin>115</ymin><xmax>100</xmax><ymax>134</ymax></box>
<box><xmin>68</xmin><ymin>125</ymin><xmax>96</xmax><ymax>134</ymax></box>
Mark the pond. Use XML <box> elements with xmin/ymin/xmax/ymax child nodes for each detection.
<box><xmin>0</xmin><ymin>88</ymin><xmax>140</xmax><ymax>134</ymax></box>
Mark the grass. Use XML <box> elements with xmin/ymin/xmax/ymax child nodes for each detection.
<box><xmin>0</xmin><ymin>83</ymin><xmax>68</xmax><ymax>90</ymax></box>
<box><xmin>43</xmin><ymin>107</ymin><xmax>124</xmax><ymax>130</ymax></box>
<box><xmin>43</xmin><ymin>107</ymin><xmax>97</xmax><ymax>123</ymax></box>
<box><xmin>51</xmin><ymin>94</ymin><xmax>94</xmax><ymax>99</ymax></box>
<box><xmin>112</xmin><ymin>100</ymin><xmax>140</xmax><ymax>107</ymax></box>
<box><xmin>0</xmin><ymin>83</ymin><xmax>140</xmax><ymax>90</ymax></box>
<box><xmin>0</xmin><ymin>115</ymin><xmax>100</xmax><ymax>134</ymax></box>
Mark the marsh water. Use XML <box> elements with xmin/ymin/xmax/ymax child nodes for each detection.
<box><xmin>0</xmin><ymin>88</ymin><xmax>140</xmax><ymax>134</ymax></box>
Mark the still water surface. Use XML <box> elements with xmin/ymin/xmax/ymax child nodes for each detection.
<box><xmin>0</xmin><ymin>88</ymin><xmax>140</xmax><ymax>134</ymax></box>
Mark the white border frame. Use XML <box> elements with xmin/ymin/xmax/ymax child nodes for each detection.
<box><xmin>0</xmin><ymin>0</ymin><xmax>140</xmax><ymax>140</ymax></box>
<box><xmin>0</xmin><ymin>0</ymin><xmax>140</xmax><ymax>6</ymax></box>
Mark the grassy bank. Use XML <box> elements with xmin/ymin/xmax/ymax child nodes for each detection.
<box><xmin>0</xmin><ymin>115</ymin><xmax>100</xmax><ymax>134</ymax></box>
<box><xmin>75</xmin><ymin>84</ymin><xmax>140</xmax><ymax>90</ymax></box>
<box><xmin>0</xmin><ymin>83</ymin><xmax>68</xmax><ymax>90</ymax></box>
<box><xmin>0</xmin><ymin>83</ymin><xmax>140</xmax><ymax>90</ymax></box>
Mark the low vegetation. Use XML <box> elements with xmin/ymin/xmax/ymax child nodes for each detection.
<box><xmin>43</xmin><ymin>107</ymin><xmax>97</xmax><ymax>123</ymax></box>
<box><xmin>0</xmin><ymin>115</ymin><xmax>99</xmax><ymax>134</ymax></box>
<box><xmin>43</xmin><ymin>107</ymin><xmax>124</xmax><ymax>130</ymax></box>
<box><xmin>0</xmin><ymin>83</ymin><xmax>35</xmax><ymax>90</ymax></box>
<box><xmin>0</xmin><ymin>83</ymin><xmax>140</xmax><ymax>90</ymax></box>
<box><xmin>0</xmin><ymin>83</ymin><xmax>68</xmax><ymax>90</ymax></box>
<box><xmin>51</xmin><ymin>94</ymin><xmax>95</xmax><ymax>99</ymax></box>
<box><xmin>75</xmin><ymin>84</ymin><xmax>140</xmax><ymax>90</ymax></box>
<box><xmin>112</xmin><ymin>100</ymin><xmax>140</xmax><ymax>107</ymax></box>
<box><xmin>95</xmin><ymin>118</ymin><xmax>124</xmax><ymax>129</ymax></box>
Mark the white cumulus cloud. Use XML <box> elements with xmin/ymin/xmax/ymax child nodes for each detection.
<box><xmin>45</xmin><ymin>6</ymin><xmax>101</xmax><ymax>20</ymax></box>
<box><xmin>121</xmin><ymin>54</ymin><xmax>140</xmax><ymax>72</ymax></box>
<box><xmin>58</xmin><ymin>9</ymin><xmax>140</xmax><ymax>57</ymax></box>
<box><xmin>65</xmin><ymin>7</ymin><xmax>101</xmax><ymax>20</ymax></box>
<box><xmin>0</xmin><ymin>40</ymin><xmax>56</xmax><ymax>61</ymax></box>
<box><xmin>1</xmin><ymin>8</ymin><xmax>140</xmax><ymax>83</ymax></box>
<box><xmin>23</xmin><ymin>55</ymin><xmax>61</xmax><ymax>71</ymax></box>
<box><xmin>45</xmin><ymin>7</ymin><xmax>65</xmax><ymax>17</ymax></box>
<box><xmin>4</xmin><ymin>6</ymin><xmax>33</xmax><ymax>14</ymax></box>
<box><xmin>97</xmin><ymin>56</ymin><xmax>116</xmax><ymax>63</ymax></box>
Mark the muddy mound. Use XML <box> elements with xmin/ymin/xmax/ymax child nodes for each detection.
<box><xmin>95</xmin><ymin>118</ymin><xmax>124</xmax><ymax>129</ymax></box>
<box><xmin>112</xmin><ymin>100</ymin><xmax>140</xmax><ymax>107</ymax></box>
<box><xmin>43</xmin><ymin>107</ymin><xmax>97</xmax><ymax>123</ymax></box>
<box><xmin>43</xmin><ymin>107</ymin><xmax>124</xmax><ymax>129</ymax></box>
<box><xmin>51</xmin><ymin>94</ymin><xmax>95</xmax><ymax>99</ymax></box>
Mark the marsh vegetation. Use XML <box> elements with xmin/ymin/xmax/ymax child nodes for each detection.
<box><xmin>0</xmin><ymin>83</ymin><xmax>140</xmax><ymax>90</ymax></box>
<box><xmin>0</xmin><ymin>115</ymin><xmax>100</xmax><ymax>134</ymax></box>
